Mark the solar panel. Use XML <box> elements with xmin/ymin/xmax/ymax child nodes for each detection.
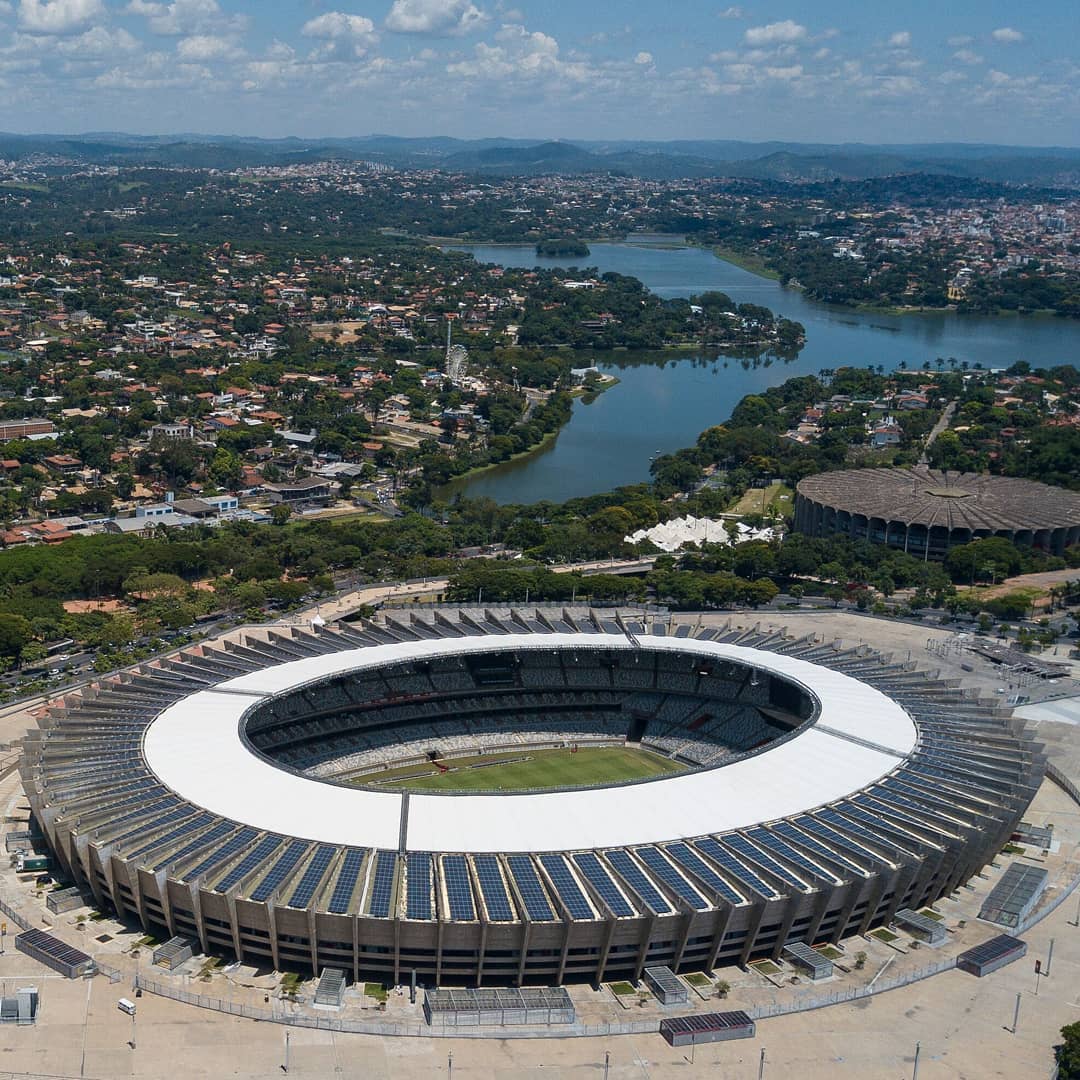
<box><xmin>473</xmin><ymin>854</ymin><xmax>514</xmax><ymax>921</ymax></box>
<box><xmin>126</xmin><ymin>810</ymin><xmax>206</xmax><ymax>861</ymax></box>
<box><xmin>844</xmin><ymin>797</ymin><xmax>927</xmax><ymax>850</ymax></box>
<box><xmin>859</xmin><ymin>794</ymin><xmax>948</xmax><ymax>843</ymax></box>
<box><xmin>153</xmin><ymin>820</ymin><xmax>235</xmax><ymax>872</ymax></box>
<box><xmin>287</xmin><ymin>844</ymin><xmax>337</xmax><ymax>909</ymax></box>
<box><xmin>15</xmin><ymin>928</ymin><xmax>94</xmax><ymax>974</ymax></box>
<box><xmin>572</xmin><ymin>852</ymin><xmax>634</xmax><ymax>917</ymax></box>
<box><xmin>869</xmin><ymin>787</ymin><xmax>965</xmax><ymax>834</ymax></box>
<box><xmin>185</xmin><ymin>826</ymin><xmax>258</xmax><ymax>879</ymax></box>
<box><xmin>634</xmin><ymin>847</ymin><xmax>708</xmax><ymax>909</ymax></box>
<box><xmin>665</xmin><ymin>842</ymin><xmax>744</xmax><ymax>905</ymax></box>
<box><xmin>797</xmin><ymin>815</ymin><xmax>890</xmax><ymax>868</ymax></box>
<box><xmin>771</xmin><ymin>822</ymin><xmax>868</xmax><ymax>878</ymax></box>
<box><xmin>814</xmin><ymin>808</ymin><xmax>905</xmax><ymax>860</ymax></box>
<box><xmin>366</xmin><ymin>850</ymin><xmax>396</xmax><ymax>917</ymax></box>
<box><xmin>605</xmin><ymin>850</ymin><xmax>672</xmax><ymax>914</ymax></box>
<box><xmin>250</xmin><ymin>840</ymin><xmax>310</xmax><ymax>902</ymax></box>
<box><xmin>507</xmin><ymin>855</ymin><xmax>555</xmax><ymax>921</ymax></box>
<box><xmin>215</xmin><ymin>835</ymin><xmax>282</xmax><ymax>894</ymax></box>
<box><xmin>406</xmin><ymin>852</ymin><xmax>433</xmax><ymax>920</ymax></box>
<box><xmin>694</xmin><ymin>838</ymin><xmax>780</xmax><ymax>900</ymax></box>
<box><xmin>722</xmin><ymin>834</ymin><xmax>808</xmax><ymax>891</ymax></box>
<box><xmin>442</xmin><ymin>855</ymin><xmax>476</xmax><ymax>921</ymax></box>
<box><xmin>747</xmin><ymin>829</ymin><xmax>839</xmax><ymax>886</ymax></box>
<box><xmin>329</xmin><ymin>848</ymin><xmax>368</xmax><ymax>914</ymax></box>
<box><xmin>538</xmin><ymin>854</ymin><xmax>594</xmax><ymax>920</ymax></box>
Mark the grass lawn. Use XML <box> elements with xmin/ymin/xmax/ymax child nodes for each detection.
<box><xmin>731</xmin><ymin>481</ymin><xmax>792</xmax><ymax>518</ymax></box>
<box><xmin>356</xmin><ymin>745</ymin><xmax>685</xmax><ymax>793</ymax></box>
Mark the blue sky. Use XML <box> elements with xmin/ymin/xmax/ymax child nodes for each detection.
<box><xmin>1</xmin><ymin>0</ymin><xmax>1077</xmax><ymax>145</ymax></box>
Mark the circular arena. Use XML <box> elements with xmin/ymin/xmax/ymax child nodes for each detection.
<box><xmin>22</xmin><ymin>608</ymin><xmax>1043</xmax><ymax>988</ymax></box>
<box><xmin>795</xmin><ymin>466</ymin><xmax>1080</xmax><ymax>559</ymax></box>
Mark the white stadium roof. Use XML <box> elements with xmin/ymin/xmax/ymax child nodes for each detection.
<box><xmin>142</xmin><ymin>633</ymin><xmax>918</xmax><ymax>854</ymax></box>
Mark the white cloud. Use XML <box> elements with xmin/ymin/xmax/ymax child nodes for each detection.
<box><xmin>95</xmin><ymin>49</ymin><xmax>211</xmax><ymax>89</ymax></box>
<box><xmin>991</xmin><ymin>27</ymin><xmax>1024</xmax><ymax>44</ymax></box>
<box><xmin>302</xmin><ymin>12</ymin><xmax>376</xmax><ymax>40</ymax></box>
<box><xmin>125</xmin><ymin>0</ymin><xmax>245</xmax><ymax>37</ymax></box>
<box><xmin>0</xmin><ymin>1</ymin><xmax>13</xmax><ymax>15</ymax></box>
<box><xmin>953</xmin><ymin>48</ymin><xmax>982</xmax><ymax>65</ymax></box>
<box><xmin>947</xmin><ymin>35</ymin><xmax>972</xmax><ymax>46</ymax></box>
<box><xmin>56</xmin><ymin>25</ymin><xmax>139</xmax><ymax>54</ymax></box>
<box><xmin>386</xmin><ymin>0</ymin><xmax>487</xmax><ymax>36</ymax></box>
<box><xmin>448</xmin><ymin>23</ymin><xmax>587</xmax><ymax>84</ymax></box>
<box><xmin>634</xmin><ymin>50</ymin><xmax>652</xmax><ymax>66</ymax></box>
<box><xmin>718</xmin><ymin>5</ymin><xmax>744</xmax><ymax>17</ymax></box>
<box><xmin>765</xmin><ymin>64</ymin><xmax>802</xmax><ymax>80</ymax></box>
<box><xmin>18</xmin><ymin>0</ymin><xmax>102</xmax><ymax>34</ymax></box>
<box><xmin>888</xmin><ymin>31</ymin><xmax>910</xmax><ymax>49</ymax></box>
<box><xmin>744</xmin><ymin>20</ymin><xmax>806</xmax><ymax>46</ymax></box>
<box><xmin>177</xmin><ymin>33</ymin><xmax>240</xmax><ymax>60</ymax></box>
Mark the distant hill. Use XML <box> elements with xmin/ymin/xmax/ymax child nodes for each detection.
<box><xmin>1</xmin><ymin>132</ymin><xmax>1078</xmax><ymax>186</ymax></box>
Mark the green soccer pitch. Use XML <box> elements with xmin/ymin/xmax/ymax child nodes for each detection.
<box><xmin>352</xmin><ymin>745</ymin><xmax>686</xmax><ymax>793</ymax></box>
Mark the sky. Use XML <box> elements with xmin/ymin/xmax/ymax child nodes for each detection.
<box><xmin>0</xmin><ymin>0</ymin><xmax>1078</xmax><ymax>146</ymax></box>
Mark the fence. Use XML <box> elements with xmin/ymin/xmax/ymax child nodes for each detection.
<box><xmin>133</xmin><ymin>957</ymin><xmax>961</xmax><ymax>1039</ymax></box>
<box><xmin>0</xmin><ymin>894</ymin><xmax>32</xmax><ymax>932</ymax></box>
<box><xmin>1013</xmin><ymin>761</ymin><xmax>1080</xmax><ymax>936</ymax></box>
<box><xmin>131</xmin><ymin>974</ymin><xmax>660</xmax><ymax>1039</ymax></box>
<box><xmin>745</xmin><ymin>958</ymin><xmax>956</xmax><ymax>1020</ymax></box>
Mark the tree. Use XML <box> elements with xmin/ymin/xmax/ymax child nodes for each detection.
<box><xmin>945</xmin><ymin>537</ymin><xmax>1022</xmax><ymax>585</ymax></box>
<box><xmin>271</xmin><ymin>503</ymin><xmax>293</xmax><ymax>526</ymax></box>
<box><xmin>19</xmin><ymin>640</ymin><xmax>47</xmax><ymax>666</ymax></box>
<box><xmin>0</xmin><ymin>613</ymin><xmax>33</xmax><ymax>660</ymax></box>
<box><xmin>1057</xmin><ymin>1022</ymin><xmax>1080</xmax><ymax>1080</ymax></box>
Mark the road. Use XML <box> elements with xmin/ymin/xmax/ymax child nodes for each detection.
<box><xmin>919</xmin><ymin>398</ymin><xmax>958</xmax><ymax>464</ymax></box>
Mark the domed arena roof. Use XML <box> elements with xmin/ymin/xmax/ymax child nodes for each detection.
<box><xmin>796</xmin><ymin>467</ymin><xmax>1080</xmax><ymax>532</ymax></box>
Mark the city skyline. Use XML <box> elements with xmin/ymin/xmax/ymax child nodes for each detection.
<box><xmin>0</xmin><ymin>0</ymin><xmax>1077</xmax><ymax>146</ymax></box>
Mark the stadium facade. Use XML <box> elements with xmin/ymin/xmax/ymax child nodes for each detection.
<box><xmin>21</xmin><ymin>608</ymin><xmax>1043</xmax><ymax>987</ymax></box>
<box><xmin>794</xmin><ymin>466</ymin><xmax>1080</xmax><ymax>559</ymax></box>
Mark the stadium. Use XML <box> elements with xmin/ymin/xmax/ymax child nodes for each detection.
<box><xmin>794</xmin><ymin>466</ymin><xmax>1080</xmax><ymax>559</ymax></box>
<box><xmin>20</xmin><ymin>607</ymin><xmax>1043</xmax><ymax>989</ymax></box>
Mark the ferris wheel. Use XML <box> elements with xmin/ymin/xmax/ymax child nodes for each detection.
<box><xmin>446</xmin><ymin>343</ymin><xmax>468</xmax><ymax>384</ymax></box>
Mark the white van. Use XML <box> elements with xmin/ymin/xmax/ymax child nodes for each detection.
<box><xmin>117</xmin><ymin>998</ymin><xmax>137</xmax><ymax>1016</ymax></box>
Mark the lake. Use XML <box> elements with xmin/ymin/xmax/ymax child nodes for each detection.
<box><xmin>443</xmin><ymin>241</ymin><xmax>1080</xmax><ymax>505</ymax></box>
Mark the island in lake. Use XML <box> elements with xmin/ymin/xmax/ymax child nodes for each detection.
<box><xmin>536</xmin><ymin>238</ymin><xmax>590</xmax><ymax>258</ymax></box>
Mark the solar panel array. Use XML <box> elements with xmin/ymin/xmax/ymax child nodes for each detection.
<box><xmin>328</xmin><ymin>848</ymin><xmax>367</xmax><ymax>914</ymax></box>
<box><xmin>573</xmin><ymin>852</ymin><xmax>634</xmax><ymax>917</ymax></box>
<box><xmin>605</xmin><ymin>850</ymin><xmax>671</xmax><ymax>914</ymax></box>
<box><xmin>366</xmin><ymin>850</ymin><xmax>397</xmax><ymax>918</ymax></box>
<box><xmin>250</xmin><ymin>839</ymin><xmax>309</xmax><ymax>903</ymax></box>
<box><xmin>442</xmin><ymin>855</ymin><xmax>476</xmax><ymax>921</ymax></box>
<box><xmin>723</xmin><ymin>834</ymin><xmax>807</xmax><ymax>892</ymax></box>
<box><xmin>538</xmin><ymin>854</ymin><xmax>594</xmax><ymax>920</ymax></box>
<box><xmin>215</xmin><ymin>835</ymin><xmax>282</xmax><ymax>893</ymax></box>
<box><xmin>694</xmin><ymin>838</ymin><xmax>779</xmax><ymax>900</ymax></box>
<box><xmin>665</xmin><ymin>842</ymin><xmax>744</xmax><ymax>905</ymax></box>
<box><xmin>474</xmin><ymin>854</ymin><xmax>514</xmax><ymax>921</ymax></box>
<box><xmin>635</xmin><ymin>847</ymin><xmax>708</xmax><ymax>909</ymax></box>
<box><xmin>507</xmin><ymin>855</ymin><xmax>555</xmax><ymax>921</ymax></box>
<box><xmin>406</xmin><ymin>852</ymin><xmax>433</xmax><ymax>920</ymax></box>
<box><xmin>185</xmin><ymin>826</ymin><xmax>258</xmax><ymax>880</ymax></box>
<box><xmin>287</xmin><ymin>844</ymin><xmax>337</xmax><ymax>909</ymax></box>
<box><xmin>748</xmin><ymin>829</ymin><xmax>841</xmax><ymax>886</ymax></box>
